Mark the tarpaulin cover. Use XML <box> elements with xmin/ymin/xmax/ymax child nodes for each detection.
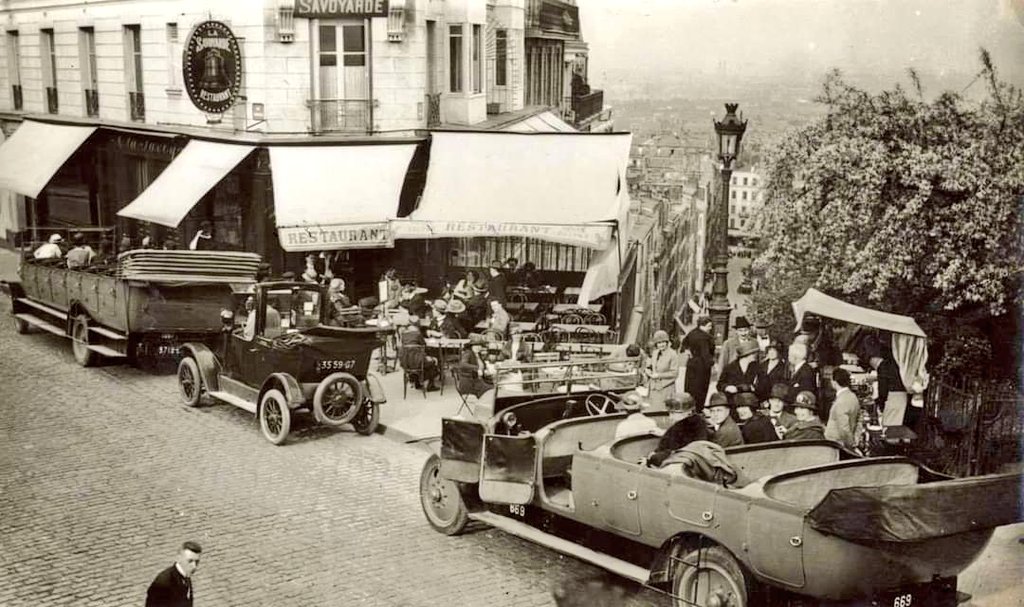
<box><xmin>793</xmin><ymin>288</ymin><xmax>926</xmax><ymax>337</ymax></box>
<box><xmin>807</xmin><ymin>472</ymin><xmax>1024</xmax><ymax>543</ymax></box>
<box><xmin>0</xmin><ymin>120</ymin><xmax>97</xmax><ymax>198</ymax></box>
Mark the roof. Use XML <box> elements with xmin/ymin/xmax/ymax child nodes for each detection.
<box><xmin>792</xmin><ymin>288</ymin><xmax>926</xmax><ymax>338</ymax></box>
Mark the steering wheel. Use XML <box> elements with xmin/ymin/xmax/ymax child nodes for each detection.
<box><xmin>585</xmin><ymin>393</ymin><xmax>617</xmax><ymax>416</ymax></box>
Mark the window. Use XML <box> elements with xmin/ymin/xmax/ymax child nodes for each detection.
<box><xmin>6</xmin><ymin>31</ymin><xmax>21</xmax><ymax>110</ymax></box>
<box><xmin>314</xmin><ymin>22</ymin><xmax>369</xmax><ymax>132</ymax></box>
<box><xmin>743</xmin><ymin>177</ymin><xmax>748</xmax><ymax>186</ymax></box>
<box><xmin>730</xmin><ymin>204</ymin><xmax>735</xmax><ymax>214</ymax></box>
<box><xmin>752</xmin><ymin>178</ymin><xmax>758</xmax><ymax>186</ymax></box>
<box><xmin>495</xmin><ymin>29</ymin><xmax>507</xmax><ymax>86</ymax></box>
<box><xmin>729</xmin><ymin>219</ymin><xmax>736</xmax><ymax>229</ymax></box>
<box><xmin>472</xmin><ymin>24</ymin><xmax>482</xmax><ymax>94</ymax></box>
<box><xmin>731</xmin><ymin>190</ymin><xmax>736</xmax><ymax>199</ymax></box>
<box><xmin>455</xmin><ymin>237</ymin><xmax>591</xmax><ymax>272</ymax></box>
<box><xmin>742</xmin><ymin>191</ymin><xmax>748</xmax><ymax>200</ymax></box>
<box><xmin>731</xmin><ymin>177</ymin><xmax>737</xmax><ymax>185</ymax></box>
<box><xmin>448</xmin><ymin>25</ymin><xmax>462</xmax><ymax>92</ymax></box>
<box><xmin>79</xmin><ymin>27</ymin><xmax>98</xmax><ymax>117</ymax></box>
<box><xmin>165</xmin><ymin>23</ymin><xmax>181</xmax><ymax>93</ymax></box>
<box><xmin>124</xmin><ymin>25</ymin><xmax>144</xmax><ymax>121</ymax></box>
<box><xmin>41</xmin><ymin>28</ymin><xmax>57</xmax><ymax>113</ymax></box>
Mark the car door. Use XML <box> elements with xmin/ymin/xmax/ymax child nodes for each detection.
<box><xmin>746</xmin><ymin>500</ymin><xmax>805</xmax><ymax>587</ymax></box>
<box><xmin>573</xmin><ymin>455</ymin><xmax>642</xmax><ymax>536</ymax></box>
<box><xmin>479</xmin><ymin>433</ymin><xmax>537</xmax><ymax>505</ymax></box>
<box><xmin>440</xmin><ymin>418</ymin><xmax>486</xmax><ymax>483</ymax></box>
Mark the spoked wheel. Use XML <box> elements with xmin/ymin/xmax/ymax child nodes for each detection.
<box><xmin>259</xmin><ymin>389</ymin><xmax>292</xmax><ymax>445</ymax></box>
<box><xmin>313</xmin><ymin>372</ymin><xmax>364</xmax><ymax>426</ymax></box>
<box><xmin>419</xmin><ymin>454</ymin><xmax>469</xmax><ymax>536</ymax></box>
<box><xmin>585</xmin><ymin>393</ymin><xmax>617</xmax><ymax>416</ymax></box>
<box><xmin>351</xmin><ymin>399</ymin><xmax>380</xmax><ymax>436</ymax></box>
<box><xmin>177</xmin><ymin>357</ymin><xmax>204</xmax><ymax>407</ymax></box>
<box><xmin>71</xmin><ymin>314</ymin><xmax>97</xmax><ymax>367</ymax></box>
<box><xmin>672</xmin><ymin>545</ymin><xmax>750</xmax><ymax>607</ymax></box>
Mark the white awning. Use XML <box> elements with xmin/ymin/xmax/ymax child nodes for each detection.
<box><xmin>117</xmin><ymin>140</ymin><xmax>255</xmax><ymax>227</ymax></box>
<box><xmin>0</xmin><ymin>120</ymin><xmax>97</xmax><ymax>198</ymax></box>
<box><xmin>792</xmin><ymin>288</ymin><xmax>926</xmax><ymax>338</ymax></box>
<box><xmin>269</xmin><ymin>143</ymin><xmax>417</xmax><ymax>251</ymax></box>
<box><xmin>576</xmin><ymin>237</ymin><xmax>621</xmax><ymax>305</ymax></box>
<box><xmin>503</xmin><ymin>111</ymin><xmax>577</xmax><ymax>133</ymax></box>
<box><xmin>403</xmin><ymin>131</ymin><xmax>631</xmax><ymax>248</ymax></box>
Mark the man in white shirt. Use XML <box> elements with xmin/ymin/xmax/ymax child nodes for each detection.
<box><xmin>33</xmin><ymin>234</ymin><xmax>63</xmax><ymax>259</ymax></box>
<box><xmin>615</xmin><ymin>391</ymin><xmax>659</xmax><ymax>438</ymax></box>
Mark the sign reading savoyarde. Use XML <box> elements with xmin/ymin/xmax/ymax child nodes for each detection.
<box><xmin>183</xmin><ymin>21</ymin><xmax>242</xmax><ymax>114</ymax></box>
<box><xmin>294</xmin><ymin>0</ymin><xmax>390</xmax><ymax>19</ymax></box>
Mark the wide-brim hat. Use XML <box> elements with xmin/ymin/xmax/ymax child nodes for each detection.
<box><xmin>619</xmin><ymin>391</ymin><xmax>645</xmax><ymax>411</ymax></box>
<box><xmin>770</xmin><ymin>382</ymin><xmax>790</xmax><ymax>401</ymax></box>
<box><xmin>708</xmin><ymin>392</ymin><xmax>732</xmax><ymax>409</ymax></box>
<box><xmin>651</xmin><ymin>329</ymin><xmax>671</xmax><ymax>345</ymax></box>
<box><xmin>734</xmin><ymin>392</ymin><xmax>759</xmax><ymax>409</ymax></box>
<box><xmin>446</xmin><ymin>299</ymin><xmax>467</xmax><ymax>314</ymax></box>
<box><xmin>737</xmin><ymin>339</ymin><xmax>760</xmax><ymax>358</ymax></box>
<box><xmin>753</xmin><ymin>317</ymin><xmax>773</xmax><ymax>329</ymax></box>
<box><xmin>432</xmin><ymin>299</ymin><xmax>448</xmax><ymax>312</ymax></box>
<box><xmin>793</xmin><ymin>390</ymin><xmax>818</xmax><ymax>412</ymax></box>
<box><xmin>734</xmin><ymin>316</ymin><xmax>751</xmax><ymax>329</ymax></box>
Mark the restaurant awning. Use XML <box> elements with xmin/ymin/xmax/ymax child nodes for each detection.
<box><xmin>792</xmin><ymin>288</ymin><xmax>926</xmax><ymax>337</ymax></box>
<box><xmin>0</xmin><ymin>120</ymin><xmax>97</xmax><ymax>198</ymax></box>
<box><xmin>269</xmin><ymin>143</ymin><xmax>417</xmax><ymax>251</ymax></box>
<box><xmin>117</xmin><ymin>140</ymin><xmax>256</xmax><ymax>227</ymax></box>
<box><xmin>502</xmin><ymin>110</ymin><xmax>577</xmax><ymax>133</ymax></box>
<box><xmin>398</xmin><ymin>131</ymin><xmax>631</xmax><ymax>248</ymax></box>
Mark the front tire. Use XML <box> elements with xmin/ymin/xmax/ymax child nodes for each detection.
<box><xmin>177</xmin><ymin>357</ymin><xmax>204</xmax><ymax>407</ymax></box>
<box><xmin>672</xmin><ymin>545</ymin><xmax>750</xmax><ymax>607</ymax></box>
<box><xmin>71</xmin><ymin>314</ymin><xmax>97</xmax><ymax>367</ymax></box>
<box><xmin>351</xmin><ymin>399</ymin><xmax>380</xmax><ymax>436</ymax></box>
<box><xmin>419</xmin><ymin>454</ymin><xmax>469</xmax><ymax>536</ymax></box>
<box><xmin>313</xmin><ymin>372</ymin><xmax>364</xmax><ymax>426</ymax></box>
<box><xmin>259</xmin><ymin>389</ymin><xmax>292</xmax><ymax>445</ymax></box>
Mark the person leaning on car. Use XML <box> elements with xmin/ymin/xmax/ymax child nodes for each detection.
<box><xmin>646</xmin><ymin>394</ymin><xmax>707</xmax><ymax>467</ymax></box>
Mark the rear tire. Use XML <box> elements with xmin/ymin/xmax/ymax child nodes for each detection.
<box><xmin>672</xmin><ymin>545</ymin><xmax>750</xmax><ymax>607</ymax></box>
<box><xmin>352</xmin><ymin>399</ymin><xmax>380</xmax><ymax>436</ymax></box>
<box><xmin>177</xmin><ymin>357</ymin><xmax>204</xmax><ymax>407</ymax></box>
<box><xmin>313</xmin><ymin>372</ymin><xmax>364</xmax><ymax>426</ymax></box>
<box><xmin>419</xmin><ymin>454</ymin><xmax>470</xmax><ymax>536</ymax></box>
<box><xmin>259</xmin><ymin>389</ymin><xmax>291</xmax><ymax>445</ymax></box>
<box><xmin>71</xmin><ymin>314</ymin><xmax>97</xmax><ymax>367</ymax></box>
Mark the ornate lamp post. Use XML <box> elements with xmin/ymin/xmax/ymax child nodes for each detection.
<box><xmin>709</xmin><ymin>103</ymin><xmax>747</xmax><ymax>345</ymax></box>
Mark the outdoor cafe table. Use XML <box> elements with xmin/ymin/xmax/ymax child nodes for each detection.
<box><xmin>551</xmin><ymin>303</ymin><xmax>602</xmax><ymax>313</ymax></box>
<box><xmin>423</xmin><ymin>337</ymin><xmax>505</xmax><ymax>390</ymax></box>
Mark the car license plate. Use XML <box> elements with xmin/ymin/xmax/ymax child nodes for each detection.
<box><xmin>317</xmin><ymin>359</ymin><xmax>355</xmax><ymax>373</ymax></box>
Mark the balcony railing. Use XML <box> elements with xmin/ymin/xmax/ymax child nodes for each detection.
<box><xmin>571</xmin><ymin>89</ymin><xmax>603</xmax><ymax>125</ymax></box>
<box><xmin>84</xmin><ymin>89</ymin><xmax>99</xmax><ymax>117</ymax></box>
<box><xmin>425</xmin><ymin>93</ymin><xmax>441</xmax><ymax>129</ymax></box>
<box><xmin>11</xmin><ymin>84</ymin><xmax>22</xmax><ymax>110</ymax></box>
<box><xmin>309</xmin><ymin>98</ymin><xmax>371</xmax><ymax>134</ymax></box>
<box><xmin>45</xmin><ymin>86</ymin><xmax>58</xmax><ymax>114</ymax></box>
<box><xmin>129</xmin><ymin>91</ymin><xmax>145</xmax><ymax>121</ymax></box>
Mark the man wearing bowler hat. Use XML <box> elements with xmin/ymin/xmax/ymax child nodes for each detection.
<box><xmin>786</xmin><ymin>391</ymin><xmax>827</xmax><ymax>441</ymax></box>
<box><xmin>718</xmin><ymin>316</ymin><xmax>753</xmax><ymax>371</ymax></box>
<box><xmin>707</xmin><ymin>392</ymin><xmax>744</xmax><ymax>448</ymax></box>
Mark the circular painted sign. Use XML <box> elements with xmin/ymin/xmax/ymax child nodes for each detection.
<box><xmin>183</xmin><ymin>21</ymin><xmax>242</xmax><ymax>114</ymax></box>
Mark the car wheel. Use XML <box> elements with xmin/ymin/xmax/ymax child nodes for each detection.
<box><xmin>672</xmin><ymin>545</ymin><xmax>750</xmax><ymax>607</ymax></box>
<box><xmin>419</xmin><ymin>454</ymin><xmax>469</xmax><ymax>536</ymax></box>
<box><xmin>313</xmin><ymin>372</ymin><xmax>364</xmax><ymax>426</ymax></box>
<box><xmin>352</xmin><ymin>399</ymin><xmax>380</xmax><ymax>436</ymax></box>
<box><xmin>177</xmin><ymin>357</ymin><xmax>204</xmax><ymax>407</ymax></box>
<box><xmin>259</xmin><ymin>389</ymin><xmax>292</xmax><ymax>446</ymax></box>
<box><xmin>71</xmin><ymin>314</ymin><xmax>97</xmax><ymax>367</ymax></box>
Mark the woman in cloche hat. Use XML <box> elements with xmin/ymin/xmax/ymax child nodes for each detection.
<box><xmin>644</xmin><ymin>329</ymin><xmax>682</xmax><ymax>413</ymax></box>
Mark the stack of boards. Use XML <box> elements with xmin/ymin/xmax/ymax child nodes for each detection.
<box><xmin>117</xmin><ymin>249</ymin><xmax>261</xmax><ymax>284</ymax></box>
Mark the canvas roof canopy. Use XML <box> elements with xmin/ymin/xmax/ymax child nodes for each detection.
<box><xmin>792</xmin><ymin>288</ymin><xmax>926</xmax><ymax>338</ymax></box>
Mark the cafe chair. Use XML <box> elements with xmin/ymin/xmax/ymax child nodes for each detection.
<box><xmin>583</xmin><ymin>312</ymin><xmax>607</xmax><ymax>325</ymax></box>
<box><xmin>399</xmin><ymin>344</ymin><xmax>429</xmax><ymax>399</ymax></box>
<box><xmin>518</xmin><ymin>332</ymin><xmax>542</xmax><ymax>343</ymax></box>
<box><xmin>541</xmin><ymin>327</ymin><xmax>566</xmax><ymax>344</ymax></box>
<box><xmin>451</xmin><ymin>368</ymin><xmax>476</xmax><ymax>417</ymax></box>
<box><xmin>508</xmin><ymin>292</ymin><xmax>527</xmax><ymax>305</ymax></box>
<box><xmin>482</xmin><ymin>328</ymin><xmax>505</xmax><ymax>343</ymax></box>
<box><xmin>574</xmin><ymin>326</ymin><xmax>599</xmax><ymax>344</ymax></box>
<box><xmin>561</xmin><ymin>313</ymin><xmax>584</xmax><ymax>325</ymax></box>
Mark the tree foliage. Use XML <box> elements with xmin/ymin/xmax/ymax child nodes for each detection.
<box><xmin>751</xmin><ymin>52</ymin><xmax>1024</xmax><ymax>373</ymax></box>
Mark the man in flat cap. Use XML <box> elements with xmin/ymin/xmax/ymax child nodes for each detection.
<box><xmin>145</xmin><ymin>541</ymin><xmax>202</xmax><ymax>607</ymax></box>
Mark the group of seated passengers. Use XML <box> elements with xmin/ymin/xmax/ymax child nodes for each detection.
<box><xmin>32</xmin><ymin>232</ymin><xmax>99</xmax><ymax>269</ymax></box>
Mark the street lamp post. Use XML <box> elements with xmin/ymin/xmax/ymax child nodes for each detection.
<box><xmin>708</xmin><ymin>103</ymin><xmax>747</xmax><ymax>346</ymax></box>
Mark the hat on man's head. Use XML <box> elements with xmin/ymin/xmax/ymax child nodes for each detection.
<box><xmin>753</xmin><ymin>316</ymin><xmax>773</xmax><ymax>329</ymax></box>
<box><xmin>48</xmin><ymin>233</ymin><xmax>63</xmax><ymax>244</ymax></box>
<box><xmin>432</xmin><ymin>299</ymin><xmax>448</xmax><ymax>313</ymax></box>
<box><xmin>619</xmin><ymin>391</ymin><xmax>645</xmax><ymax>411</ymax></box>
<box><xmin>651</xmin><ymin>329</ymin><xmax>671</xmax><ymax>345</ymax></box>
<box><xmin>734</xmin><ymin>316</ymin><xmax>751</xmax><ymax>329</ymax></box>
<box><xmin>737</xmin><ymin>339</ymin><xmax>760</xmax><ymax>359</ymax></box>
<box><xmin>328</xmin><ymin>278</ymin><xmax>345</xmax><ymax>291</ymax></box>
<box><xmin>446</xmin><ymin>299</ymin><xmax>467</xmax><ymax>314</ymax></box>
<box><xmin>708</xmin><ymin>392</ymin><xmax>731</xmax><ymax>409</ymax></box>
<box><xmin>770</xmin><ymin>382</ymin><xmax>790</xmax><ymax>401</ymax></box>
<box><xmin>280</xmin><ymin>271</ymin><xmax>296</xmax><ymax>281</ymax></box>
<box><xmin>181</xmin><ymin>541</ymin><xmax>203</xmax><ymax>554</ymax></box>
<box><xmin>794</xmin><ymin>390</ymin><xmax>818</xmax><ymax>412</ymax></box>
<box><xmin>734</xmin><ymin>392</ymin><xmax>759</xmax><ymax>410</ymax></box>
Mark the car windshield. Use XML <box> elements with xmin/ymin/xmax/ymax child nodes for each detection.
<box><xmin>264</xmin><ymin>286</ymin><xmax>322</xmax><ymax>337</ymax></box>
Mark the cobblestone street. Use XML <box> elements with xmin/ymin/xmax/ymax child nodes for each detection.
<box><xmin>0</xmin><ymin>297</ymin><xmax>667</xmax><ymax>607</ymax></box>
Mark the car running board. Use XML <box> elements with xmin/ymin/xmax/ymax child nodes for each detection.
<box><xmin>207</xmin><ymin>390</ymin><xmax>257</xmax><ymax>414</ymax></box>
<box><xmin>86</xmin><ymin>344</ymin><xmax>126</xmax><ymax>358</ymax></box>
<box><xmin>468</xmin><ymin>511</ymin><xmax>650</xmax><ymax>584</ymax></box>
<box><xmin>15</xmin><ymin>312</ymin><xmax>66</xmax><ymax>336</ymax></box>
<box><xmin>16</xmin><ymin>297</ymin><xmax>67</xmax><ymax>320</ymax></box>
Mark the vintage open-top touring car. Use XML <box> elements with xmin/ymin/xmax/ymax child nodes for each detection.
<box><xmin>176</xmin><ymin>281</ymin><xmax>387</xmax><ymax>444</ymax></box>
<box><xmin>420</xmin><ymin>390</ymin><xmax>1023</xmax><ymax>606</ymax></box>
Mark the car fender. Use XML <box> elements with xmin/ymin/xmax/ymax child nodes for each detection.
<box><xmin>259</xmin><ymin>373</ymin><xmax>304</xmax><ymax>414</ymax></box>
<box><xmin>364</xmin><ymin>370</ymin><xmax>387</xmax><ymax>404</ymax></box>
<box><xmin>179</xmin><ymin>343</ymin><xmax>221</xmax><ymax>392</ymax></box>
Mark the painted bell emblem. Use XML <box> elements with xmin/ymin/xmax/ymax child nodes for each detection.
<box><xmin>199</xmin><ymin>48</ymin><xmax>229</xmax><ymax>92</ymax></box>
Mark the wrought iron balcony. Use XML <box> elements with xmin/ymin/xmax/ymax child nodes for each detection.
<box><xmin>129</xmin><ymin>91</ymin><xmax>145</xmax><ymax>121</ymax></box>
<box><xmin>84</xmin><ymin>89</ymin><xmax>99</xmax><ymax>117</ymax></box>
<box><xmin>571</xmin><ymin>89</ymin><xmax>603</xmax><ymax>125</ymax></box>
<box><xmin>309</xmin><ymin>98</ymin><xmax>371</xmax><ymax>134</ymax></box>
<box><xmin>45</xmin><ymin>86</ymin><xmax>58</xmax><ymax>114</ymax></box>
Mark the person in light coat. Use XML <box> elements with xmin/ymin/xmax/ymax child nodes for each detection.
<box><xmin>825</xmin><ymin>368</ymin><xmax>861</xmax><ymax>448</ymax></box>
<box><xmin>644</xmin><ymin>330</ymin><xmax>682</xmax><ymax>412</ymax></box>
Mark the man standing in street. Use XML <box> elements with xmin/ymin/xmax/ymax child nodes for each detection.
<box><xmin>825</xmin><ymin>368</ymin><xmax>861</xmax><ymax>448</ymax></box>
<box><xmin>788</xmin><ymin>343</ymin><xmax>818</xmax><ymax>402</ymax></box>
<box><xmin>146</xmin><ymin>541</ymin><xmax>201</xmax><ymax>607</ymax></box>
<box><xmin>718</xmin><ymin>316</ymin><xmax>752</xmax><ymax>371</ymax></box>
<box><xmin>681</xmin><ymin>316</ymin><xmax>715</xmax><ymax>410</ymax></box>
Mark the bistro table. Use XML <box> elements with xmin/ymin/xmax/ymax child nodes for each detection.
<box><xmin>365</xmin><ymin>317</ymin><xmax>398</xmax><ymax>373</ymax></box>
<box><xmin>551</xmin><ymin>303</ymin><xmax>602</xmax><ymax>313</ymax></box>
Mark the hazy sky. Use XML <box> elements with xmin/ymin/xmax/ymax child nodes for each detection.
<box><xmin>582</xmin><ymin>0</ymin><xmax>1024</xmax><ymax>86</ymax></box>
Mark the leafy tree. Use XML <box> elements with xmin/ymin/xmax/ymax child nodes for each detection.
<box><xmin>751</xmin><ymin>51</ymin><xmax>1023</xmax><ymax>379</ymax></box>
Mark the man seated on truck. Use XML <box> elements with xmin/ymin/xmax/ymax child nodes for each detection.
<box><xmin>34</xmin><ymin>234</ymin><xmax>64</xmax><ymax>260</ymax></box>
<box><xmin>65</xmin><ymin>233</ymin><xmax>96</xmax><ymax>269</ymax></box>
<box><xmin>241</xmin><ymin>296</ymin><xmax>282</xmax><ymax>340</ymax></box>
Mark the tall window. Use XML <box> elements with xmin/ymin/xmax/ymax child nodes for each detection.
<box><xmin>41</xmin><ymin>29</ymin><xmax>57</xmax><ymax>113</ymax></box>
<box><xmin>79</xmin><ymin>27</ymin><xmax>98</xmax><ymax>117</ymax></box>
<box><xmin>124</xmin><ymin>25</ymin><xmax>144</xmax><ymax>120</ymax></box>
<box><xmin>165</xmin><ymin>23</ymin><xmax>181</xmax><ymax>93</ymax></box>
<box><xmin>315</xmin><ymin>22</ymin><xmax>369</xmax><ymax>132</ymax></box>
<box><xmin>448</xmin><ymin>25</ymin><xmax>462</xmax><ymax>93</ymax></box>
<box><xmin>472</xmin><ymin>24</ymin><xmax>482</xmax><ymax>94</ymax></box>
<box><xmin>6</xmin><ymin>31</ymin><xmax>21</xmax><ymax>110</ymax></box>
<box><xmin>495</xmin><ymin>29</ymin><xmax>507</xmax><ymax>87</ymax></box>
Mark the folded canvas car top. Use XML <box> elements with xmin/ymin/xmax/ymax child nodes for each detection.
<box><xmin>116</xmin><ymin>250</ymin><xmax>262</xmax><ymax>284</ymax></box>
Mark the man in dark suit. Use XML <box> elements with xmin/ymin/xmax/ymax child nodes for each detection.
<box><xmin>681</xmin><ymin>316</ymin><xmax>715</xmax><ymax>411</ymax></box>
<box><xmin>486</xmin><ymin>261</ymin><xmax>508</xmax><ymax>305</ymax></box>
<box><xmin>716</xmin><ymin>339</ymin><xmax>760</xmax><ymax>399</ymax></box>
<box><xmin>787</xmin><ymin>342</ymin><xmax>818</xmax><ymax>402</ymax></box>
<box><xmin>707</xmin><ymin>392</ymin><xmax>744</xmax><ymax>448</ymax></box>
<box><xmin>146</xmin><ymin>541</ymin><xmax>201</xmax><ymax>607</ymax></box>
